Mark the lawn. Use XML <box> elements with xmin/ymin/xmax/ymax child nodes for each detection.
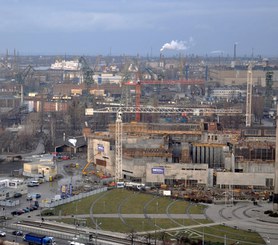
<box><xmin>50</xmin><ymin>189</ymin><xmax>265</xmax><ymax>244</ymax></box>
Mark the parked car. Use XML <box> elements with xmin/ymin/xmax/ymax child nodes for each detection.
<box><xmin>12</xmin><ymin>230</ymin><xmax>23</xmax><ymax>236</ymax></box>
<box><xmin>33</xmin><ymin>193</ymin><xmax>41</xmax><ymax>199</ymax></box>
<box><xmin>26</xmin><ymin>195</ymin><xmax>33</xmax><ymax>201</ymax></box>
<box><xmin>0</xmin><ymin>230</ymin><xmax>6</xmax><ymax>237</ymax></box>
<box><xmin>23</xmin><ymin>208</ymin><xmax>30</xmax><ymax>213</ymax></box>
<box><xmin>13</xmin><ymin>193</ymin><xmax>22</xmax><ymax>198</ymax></box>
<box><xmin>61</xmin><ymin>155</ymin><xmax>70</xmax><ymax>160</ymax></box>
<box><xmin>27</xmin><ymin>180</ymin><xmax>40</xmax><ymax>187</ymax></box>
<box><xmin>16</xmin><ymin>209</ymin><xmax>25</xmax><ymax>215</ymax></box>
<box><xmin>31</xmin><ymin>205</ymin><xmax>38</xmax><ymax>210</ymax></box>
<box><xmin>11</xmin><ymin>209</ymin><xmax>25</xmax><ymax>216</ymax></box>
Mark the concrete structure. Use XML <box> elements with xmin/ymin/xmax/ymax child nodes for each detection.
<box><xmin>145</xmin><ymin>163</ymin><xmax>212</xmax><ymax>187</ymax></box>
<box><xmin>23</xmin><ymin>155</ymin><xmax>57</xmax><ymax>181</ymax></box>
<box><xmin>87</xmin><ymin>137</ymin><xmax>113</xmax><ymax>175</ymax></box>
<box><xmin>86</xmin><ymin>121</ymin><xmax>276</xmax><ymax>193</ymax></box>
<box><xmin>209</xmin><ymin>67</ymin><xmax>278</xmax><ymax>87</ymax></box>
<box><xmin>216</xmin><ymin>172</ymin><xmax>274</xmax><ymax>189</ymax></box>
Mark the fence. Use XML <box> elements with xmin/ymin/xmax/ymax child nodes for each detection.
<box><xmin>40</xmin><ymin>187</ymin><xmax>108</xmax><ymax>208</ymax></box>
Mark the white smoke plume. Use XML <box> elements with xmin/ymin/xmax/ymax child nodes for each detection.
<box><xmin>160</xmin><ymin>37</ymin><xmax>194</xmax><ymax>52</ymax></box>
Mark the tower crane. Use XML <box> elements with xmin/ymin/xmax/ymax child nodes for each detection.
<box><xmin>122</xmin><ymin>79</ymin><xmax>205</xmax><ymax>122</ymax></box>
<box><xmin>86</xmin><ymin>106</ymin><xmax>242</xmax><ymax>181</ymax></box>
<box><xmin>246</xmin><ymin>63</ymin><xmax>253</xmax><ymax>127</ymax></box>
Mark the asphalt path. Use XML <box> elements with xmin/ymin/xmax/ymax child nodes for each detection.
<box><xmin>205</xmin><ymin>201</ymin><xmax>278</xmax><ymax>244</ymax></box>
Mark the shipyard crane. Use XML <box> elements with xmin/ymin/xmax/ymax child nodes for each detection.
<box><xmin>86</xmin><ymin>106</ymin><xmax>242</xmax><ymax>181</ymax></box>
<box><xmin>79</xmin><ymin>56</ymin><xmax>94</xmax><ymax>87</ymax></box>
<box><xmin>15</xmin><ymin>65</ymin><xmax>34</xmax><ymax>105</ymax></box>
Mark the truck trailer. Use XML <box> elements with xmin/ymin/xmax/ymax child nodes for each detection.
<box><xmin>23</xmin><ymin>233</ymin><xmax>56</xmax><ymax>245</ymax></box>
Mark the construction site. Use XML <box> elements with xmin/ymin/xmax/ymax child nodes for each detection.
<box><xmin>0</xmin><ymin>53</ymin><xmax>277</xmax><ymax>206</ymax></box>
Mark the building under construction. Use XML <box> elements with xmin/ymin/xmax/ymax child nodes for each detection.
<box><xmin>85</xmin><ymin>117</ymin><xmax>275</xmax><ymax>192</ymax></box>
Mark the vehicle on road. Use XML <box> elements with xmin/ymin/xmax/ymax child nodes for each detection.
<box><xmin>12</xmin><ymin>230</ymin><xmax>23</xmax><ymax>236</ymax></box>
<box><xmin>23</xmin><ymin>233</ymin><xmax>56</xmax><ymax>245</ymax></box>
<box><xmin>0</xmin><ymin>230</ymin><xmax>6</xmax><ymax>237</ymax></box>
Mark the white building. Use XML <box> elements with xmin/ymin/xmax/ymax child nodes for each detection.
<box><xmin>0</xmin><ymin>178</ymin><xmax>28</xmax><ymax>200</ymax></box>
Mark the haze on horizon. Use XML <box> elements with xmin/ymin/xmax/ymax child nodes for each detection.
<box><xmin>0</xmin><ymin>0</ymin><xmax>277</xmax><ymax>57</ymax></box>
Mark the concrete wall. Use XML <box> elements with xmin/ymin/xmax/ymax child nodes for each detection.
<box><xmin>217</xmin><ymin>172</ymin><xmax>274</xmax><ymax>188</ymax></box>
<box><xmin>236</xmin><ymin>161</ymin><xmax>274</xmax><ymax>173</ymax></box>
<box><xmin>91</xmin><ymin>139</ymin><xmax>114</xmax><ymax>175</ymax></box>
<box><xmin>145</xmin><ymin>163</ymin><xmax>209</xmax><ymax>185</ymax></box>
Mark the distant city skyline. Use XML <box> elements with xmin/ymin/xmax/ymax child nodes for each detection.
<box><xmin>0</xmin><ymin>0</ymin><xmax>277</xmax><ymax>57</ymax></box>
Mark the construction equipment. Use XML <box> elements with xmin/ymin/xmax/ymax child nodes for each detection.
<box><xmin>122</xmin><ymin>79</ymin><xmax>205</xmax><ymax>122</ymax></box>
<box><xmin>82</xmin><ymin>152</ymin><xmax>101</xmax><ymax>175</ymax></box>
<box><xmin>86</xmin><ymin>106</ymin><xmax>242</xmax><ymax>181</ymax></box>
<box><xmin>82</xmin><ymin>161</ymin><xmax>95</xmax><ymax>176</ymax></box>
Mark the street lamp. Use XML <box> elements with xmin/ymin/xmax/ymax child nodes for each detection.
<box><xmin>95</xmin><ymin>219</ymin><xmax>102</xmax><ymax>245</ymax></box>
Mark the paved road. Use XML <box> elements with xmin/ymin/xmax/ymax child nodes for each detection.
<box><xmin>205</xmin><ymin>201</ymin><xmax>278</xmax><ymax>244</ymax></box>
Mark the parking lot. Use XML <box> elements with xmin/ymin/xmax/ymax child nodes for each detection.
<box><xmin>1</xmin><ymin>156</ymin><xmax>89</xmax><ymax>219</ymax></box>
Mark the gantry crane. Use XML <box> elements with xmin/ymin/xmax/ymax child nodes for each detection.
<box><xmin>86</xmin><ymin>106</ymin><xmax>242</xmax><ymax>181</ymax></box>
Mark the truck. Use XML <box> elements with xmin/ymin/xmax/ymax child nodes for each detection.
<box><xmin>23</xmin><ymin>233</ymin><xmax>56</xmax><ymax>245</ymax></box>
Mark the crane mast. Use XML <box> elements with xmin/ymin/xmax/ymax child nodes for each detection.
<box><xmin>246</xmin><ymin>63</ymin><xmax>253</xmax><ymax>127</ymax></box>
<box><xmin>115</xmin><ymin>112</ymin><xmax>123</xmax><ymax>181</ymax></box>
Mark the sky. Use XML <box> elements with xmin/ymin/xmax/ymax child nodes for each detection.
<box><xmin>0</xmin><ymin>0</ymin><xmax>277</xmax><ymax>57</ymax></box>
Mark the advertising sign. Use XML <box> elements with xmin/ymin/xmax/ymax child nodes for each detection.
<box><xmin>151</xmin><ymin>167</ymin><xmax>164</xmax><ymax>174</ymax></box>
<box><xmin>97</xmin><ymin>144</ymin><xmax>104</xmax><ymax>152</ymax></box>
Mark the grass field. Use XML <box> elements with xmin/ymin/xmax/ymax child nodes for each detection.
<box><xmin>49</xmin><ymin>189</ymin><xmax>265</xmax><ymax>244</ymax></box>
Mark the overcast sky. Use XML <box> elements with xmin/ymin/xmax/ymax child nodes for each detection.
<box><xmin>0</xmin><ymin>0</ymin><xmax>277</xmax><ymax>57</ymax></box>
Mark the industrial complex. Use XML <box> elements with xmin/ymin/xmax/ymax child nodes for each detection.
<box><xmin>0</xmin><ymin>51</ymin><xmax>278</xmax><ymax>244</ymax></box>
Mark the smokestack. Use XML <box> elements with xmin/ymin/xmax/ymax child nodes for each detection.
<box><xmin>233</xmin><ymin>43</ymin><xmax>237</xmax><ymax>60</ymax></box>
